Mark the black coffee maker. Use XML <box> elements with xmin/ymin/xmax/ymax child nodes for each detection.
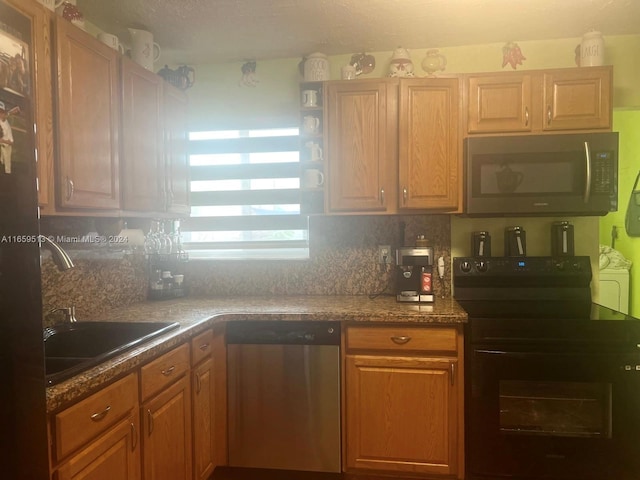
<box><xmin>395</xmin><ymin>246</ymin><xmax>434</xmax><ymax>303</ymax></box>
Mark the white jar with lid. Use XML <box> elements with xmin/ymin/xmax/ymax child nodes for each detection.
<box><xmin>580</xmin><ymin>31</ymin><xmax>604</xmax><ymax>66</ymax></box>
<box><xmin>304</xmin><ymin>53</ymin><xmax>330</xmax><ymax>81</ymax></box>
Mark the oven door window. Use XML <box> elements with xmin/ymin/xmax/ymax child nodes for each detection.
<box><xmin>468</xmin><ymin>350</ymin><xmax>640</xmax><ymax>480</ymax></box>
<box><xmin>499</xmin><ymin>380</ymin><xmax>611</xmax><ymax>438</ymax></box>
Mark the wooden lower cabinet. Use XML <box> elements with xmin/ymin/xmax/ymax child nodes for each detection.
<box><xmin>141</xmin><ymin>366</ymin><xmax>192</xmax><ymax>480</ymax></box>
<box><xmin>344</xmin><ymin>325</ymin><xmax>464</xmax><ymax>478</ymax></box>
<box><xmin>55</xmin><ymin>414</ymin><xmax>141</xmax><ymax>480</ymax></box>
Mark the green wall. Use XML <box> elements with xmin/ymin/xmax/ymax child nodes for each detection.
<box><xmin>599</xmin><ymin>110</ymin><xmax>640</xmax><ymax>316</ymax></box>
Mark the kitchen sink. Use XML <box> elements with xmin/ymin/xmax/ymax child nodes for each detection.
<box><xmin>44</xmin><ymin>321</ymin><xmax>180</xmax><ymax>385</ymax></box>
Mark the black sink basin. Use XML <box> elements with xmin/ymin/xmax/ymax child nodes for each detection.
<box><xmin>44</xmin><ymin>321</ymin><xmax>180</xmax><ymax>385</ymax></box>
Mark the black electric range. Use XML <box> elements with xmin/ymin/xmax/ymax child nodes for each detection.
<box><xmin>454</xmin><ymin>256</ymin><xmax>640</xmax><ymax>480</ymax></box>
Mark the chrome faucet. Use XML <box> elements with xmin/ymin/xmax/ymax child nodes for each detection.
<box><xmin>40</xmin><ymin>236</ymin><xmax>74</xmax><ymax>271</ymax></box>
<box><xmin>48</xmin><ymin>305</ymin><xmax>77</xmax><ymax>323</ymax></box>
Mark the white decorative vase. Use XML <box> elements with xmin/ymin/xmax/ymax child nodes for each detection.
<box><xmin>304</xmin><ymin>53</ymin><xmax>330</xmax><ymax>81</ymax></box>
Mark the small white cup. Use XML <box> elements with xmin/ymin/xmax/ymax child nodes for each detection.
<box><xmin>341</xmin><ymin>65</ymin><xmax>357</xmax><ymax>80</ymax></box>
<box><xmin>305</xmin><ymin>141</ymin><xmax>323</xmax><ymax>162</ymax></box>
<box><xmin>302</xmin><ymin>115</ymin><xmax>320</xmax><ymax>135</ymax></box>
<box><xmin>302</xmin><ymin>89</ymin><xmax>318</xmax><ymax>107</ymax></box>
<box><xmin>302</xmin><ymin>169</ymin><xmax>324</xmax><ymax>188</ymax></box>
<box><xmin>97</xmin><ymin>32</ymin><xmax>125</xmax><ymax>54</ymax></box>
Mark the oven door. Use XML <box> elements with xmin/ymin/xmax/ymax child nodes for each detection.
<box><xmin>467</xmin><ymin>347</ymin><xmax>640</xmax><ymax>480</ymax></box>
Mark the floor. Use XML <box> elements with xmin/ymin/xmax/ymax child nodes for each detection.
<box><xmin>211</xmin><ymin>466</ymin><xmax>418</xmax><ymax>480</ymax></box>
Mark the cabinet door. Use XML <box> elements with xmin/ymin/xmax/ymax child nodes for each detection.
<box><xmin>192</xmin><ymin>357</ymin><xmax>215</xmax><ymax>480</ymax></box>
<box><xmin>121</xmin><ymin>58</ymin><xmax>164</xmax><ymax>212</ymax></box>
<box><xmin>542</xmin><ymin>67</ymin><xmax>612</xmax><ymax>131</ymax></box>
<box><xmin>54</xmin><ymin>18</ymin><xmax>120</xmax><ymax>209</ymax></box>
<box><xmin>326</xmin><ymin>80</ymin><xmax>397</xmax><ymax>212</ymax></box>
<box><xmin>467</xmin><ymin>73</ymin><xmax>532</xmax><ymax>133</ymax></box>
<box><xmin>142</xmin><ymin>375</ymin><xmax>192</xmax><ymax>480</ymax></box>
<box><xmin>55</xmin><ymin>414</ymin><xmax>140</xmax><ymax>480</ymax></box>
<box><xmin>163</xmin><ymin>84</ymin><xmax>190</xmax><ymax>215</ymax></box>
<box><xmin>345</xmin><ymin>354</ymin><xmax>459</xmax><ymax>476</ymax></box>
<box><xmin>398</xmin><ymin>78</ymin><xmax>460</xmax><ymax>211</ymax></box>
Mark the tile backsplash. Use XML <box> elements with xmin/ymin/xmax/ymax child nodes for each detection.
<box><xmin>41</xmin><ymin>214</ymin><xmax>451</xmax><ymax>324</ymax></box>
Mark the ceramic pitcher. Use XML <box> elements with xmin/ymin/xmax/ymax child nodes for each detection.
<box><xmin>128</xmin><ymin>28</ymin><xmax>161</xmax><ymax>71</ymax></box>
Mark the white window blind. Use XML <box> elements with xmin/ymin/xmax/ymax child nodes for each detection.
<box><xmin>182</xmin><ymin>128</ymin><xmax>309</xmax><ymax>259</ymax></box>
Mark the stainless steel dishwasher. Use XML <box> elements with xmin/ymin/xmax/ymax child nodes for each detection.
<box><xmin>226</xmin><ymin>321</ymin><xmax>341</xmax><ymax>473</ymax></box>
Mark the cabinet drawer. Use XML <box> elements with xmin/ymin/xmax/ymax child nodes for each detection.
<box><xmin>141</xmin><ymin>343</ymin><xmax>190</xmax><ymax>402</ymax></box>
<box><xmin>191</xmin><ymin>329</ymin><xmax>214</xmax><ymax>366</ymax></box>
<box><xmin>346</xmin><ymin>326</ymin><xmax>458</xmax><ymax>353</ymax></box>
<box><xmin>53</xmin><ymin>372</ymin><xmax>138</xmax><ymax>461</ymax></box>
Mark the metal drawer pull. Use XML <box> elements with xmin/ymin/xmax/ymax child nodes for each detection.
<box><xmin>199</xmin><ymin>342</ymin><xmax>210</xmax><ymax>351</ymax></box>
<box><xmin>90</xmin><ymin>405</ymin><xmax>111</xmax><ymax>422</ymax></box>
<box><xmin>390</xmin><ymin>335</ymin><xmax>411</xmax><ymax>345</ymax></box>
<box><xmin>195</xmin><ymin>372</ymin><xmax>202</xmax><ymax>394</ymax></box>
<box><xmin>450</xmin><ymin>362</ymin><xmax>456</xmax><ymax>386</ymax></box>
<box><xmin>161</xmin><ymin>365</ymin><xmax>176</xmax><ymax>376</ymax></box>
<box><xmin>147</xmin><ymin>409</ymin><xmax>154</xmax><ymax>435</ymax></box>
<box><xmin>130</xmin><ymin>422</ymin><xmax>137</xmax><ymax>451</ymax></box>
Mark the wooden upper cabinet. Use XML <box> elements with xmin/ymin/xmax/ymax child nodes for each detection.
<box><xmin>326</xmin><ymin>79</ymin><xmax>397</xmax><ymax>212</ymax></box>
<box><xmin>163</xmin><ymin>84</ymin><xmax>190</xmax><ymax>215</ymax></box>
<box><xmin>398</xmin><ymin>78</ymin><xmax>460</xmax><ymax>211</ymax></box>
<box><xmin>54</xmin><ymin>18</ymin><xmax>120</xmax><ymax>209</ymax></box>
<box><xmin>466</xmin><ymin>66</ymin><xmax>612</xmax><ymax>135</ymax></box>
<box><xmin>467</xmin><ymin>73</ymin><xmax>533</xmax><ymax>133</ymax></box>
<box><xmin>121</xmin><ymin>57</ymin><xmax>165</xmax><ymax>212</ymax></box>
<box><xmin>542</xmin><ymin>67</ymin><xmax>612</xmax><ymax>131</ymax></box>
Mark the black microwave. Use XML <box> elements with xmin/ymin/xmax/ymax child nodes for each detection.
<box><xmin>463</xmin><ymin>132</ymin><xmax>619</xmax><ymax>216</ymax></box>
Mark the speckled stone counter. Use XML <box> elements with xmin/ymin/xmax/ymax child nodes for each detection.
<box><xmin>46</xmin><ymin>295</ymin><xmax>467</xmax><ymax>413</ymax></box>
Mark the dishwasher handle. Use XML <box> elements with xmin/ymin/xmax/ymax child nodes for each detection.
<box><xmin>226</xmin><ymin>321</ymin><xmax>341</xmax><ymax>346</ymax></box>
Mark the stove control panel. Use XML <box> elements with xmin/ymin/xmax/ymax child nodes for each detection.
<box><xmin>453</xmin><ymin>256</ymin><xmax>592</xmax><ymax>288</ymax></box>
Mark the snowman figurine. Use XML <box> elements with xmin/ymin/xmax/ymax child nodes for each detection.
<box><xmin>388</xmin><ymin>47</ymin><xmax>414</xmax><ymax>78</ymax></box>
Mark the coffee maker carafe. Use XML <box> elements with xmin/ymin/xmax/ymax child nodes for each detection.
<box><xmin>395</xmin><ymin>246</ymin><xmax>434</xmax><ymax>303</ymax></box>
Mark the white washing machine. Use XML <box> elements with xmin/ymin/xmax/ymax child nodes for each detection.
<box><xmin>598</xmin><ymin>268</ymin><xmax>630</xmax><ymax>314</ymax></box>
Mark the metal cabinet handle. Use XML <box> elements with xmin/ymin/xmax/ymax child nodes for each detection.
<box><xmin>450</xmin><ymin>362</ymin><xmax>456</xmax><ymax>386</ymax></box>
<box><xmin>90</xmin><ymin>405</ymin><xmax>111</xmax><ymax>422</ymax></box>
<box><xmin>524</xmin><ymin>107</ymin><xmax>529</xmax><ymax>126</ymax></box>
<box><xmin>66</xmin><ymin>177</ymin><xmax>74</xmax><ymax>201</ymax></box>
<box><xmin>161</xmin><ymin>365</ymin><xmax>176</xmax><ymax>376</ymax></box>
<box><xmin>195</xmin><ymin>372</ymin><xmax>202</xmax><ymax>394</ymax></box>
<box><xmin>199</xmin><ymin>342</ymin><xmax>210</xmax><ymax>352</ymax></box>
<box><xmin>547</xmin><ymin>105</ymin><xmax>552</xmax><ymax>125</ymax></box>
<box><xmin>380</xmin><ymin>188</ymin><xmax>385</xmax><ymax>205</ymax></box>
<box><xmin>130</xmin><ymin>422</ymin><xmax>137</xmax><ymax>451</ymax></box>
<box><xmin>147</xmin><ymin>409</ymin><xmax>154</xmax><ymax>435</ymax></box>
<box><xmin>390</xmin><ymin>335</ymin><xmax>411</xmax><ymax>345</ymax></box>
<box><xmin>402</xmin><ymin>187</ymin><xmax>408</xmax><ymax>205</ymax></box>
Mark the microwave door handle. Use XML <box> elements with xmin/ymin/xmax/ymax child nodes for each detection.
<box><xmin>584</xmin><ymin>141</ymin><xmax>592</xmax><ymax>203</ymax></box>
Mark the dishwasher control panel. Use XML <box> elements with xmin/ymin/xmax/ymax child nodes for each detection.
<box><xmin>226</xmin><ymin>321</ymin><xmax>341</xmax><ymax>345</ymax></box>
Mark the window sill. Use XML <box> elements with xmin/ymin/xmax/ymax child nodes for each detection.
<box><xmin>185</xmin><ymin>247</ymin><xmax>310</xmax><ymax>261</ymax></box>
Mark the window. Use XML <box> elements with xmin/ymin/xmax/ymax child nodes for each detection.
<box><xmin>182</xmin><ymin>128</ymin><xmax>309</xmax><ymax>259</ymax></box>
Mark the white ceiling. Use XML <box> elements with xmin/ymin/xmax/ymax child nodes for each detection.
<box><xmin>77</xmin><ymin>0</ymin><xmax>640</xmax><ymax>65</ymax></box>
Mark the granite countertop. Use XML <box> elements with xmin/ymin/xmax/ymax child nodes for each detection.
<box><xmin>46</xmin><ymin>295</ymin><xmax>467</xmax><ymax>413</ymax></box>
